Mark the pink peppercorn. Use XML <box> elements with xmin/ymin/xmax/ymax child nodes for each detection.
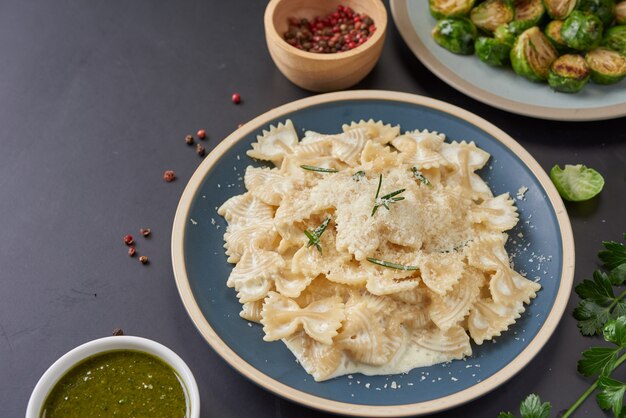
<box><xmin>197</xmin><ymin>129</ymin><xmax>206</xmax><ymax>139</ymax></box>
<box><xmin>128</xmin><ymin>246</ymin><xmax>136</xmax><ymax>257</ymax></box>
<box><xmin>123</xmin><ymin>234</ymin><xmax>134</xmax><ymax>246</ymax></box>
<box><xmin>163</xmin><ymin>170</ymin><xmax>176</xmax><ymax>182</ymax></box>
<box><xmin>232</xmin><ymin>93</ymin><xmax>241</xmax><ymax>104</ymax></box>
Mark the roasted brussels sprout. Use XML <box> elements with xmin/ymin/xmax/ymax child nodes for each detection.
<box><xmin>494</xmin><ymin>20</ymin><xmax>535</xmax><ymax>45</ymax></box>
<box><xmin>544</xmin><ymin>0</ymin><xmax>579</xmax><ymax>19</ymax></box>
<box><xmin>585</xmin><ymin>47</ymin><xmax>626</xmax><ymax>83</ymax></box>
<box><xmin>547</xmin><ymin>54</ymin><xmax>591</xmax><ymax>92</ymax></box>
<box><xmin>511</xmin><ymin>26</ymin><xmax>559</xmax><ymax>81</ymax></box>
<box><xmin>475</xmin><ymin>36</ymin><xmax>513</xmax><ymax>65</ymax></box>
<box><xmin>432</xmin><ymin>17</ymin><xmax>478</xmax><ymax>54</ymax></box>
<box><xmin>617</xmin><ymin>1</ymin><xmax>626</xmax><ymax>24</ymax></box>
<box><xmin>602</xmin><ymin>25</ymin><xmax>626</xmax><ymax>54</ymax></box>
<box><xmin>561</xmin><ymin>11</ymin><xmax>604</xmax><ymax>51</ymax></box>
<box><xmin>513</xmin><ymin>0</ymin><xmax>546</xmax><ymax>25</ymax></box>
<box><xmin>545</xmin><ymin>20</ymin><xmax>570</xmax><ymax>50</ymax></box>
<box><xmin>429</xmin><ymin>0</ymin><xmax>476</xmax><ymax>18</ymax></box>
<box><xmin>470</xmin><ymin>0</ymin><xmax>515</xmax><ymax>32</ymax></box>
<box><xmin>577</xmin><ymin>0</ymin><xmax>616</xmax><ymax>27</ymax></box>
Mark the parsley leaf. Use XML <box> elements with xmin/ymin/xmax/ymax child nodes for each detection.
<box><xmin>578</xmin><ymin>347</ymin><xmax>620</xmax><ymax>377</ymax></box>
<box><xmin>500</xmin><ymin>394</ymin><xmax>551</xmax><ymax>418</ymax></box>
<box><xmin>600</xmin><ymin>234</ymin><xmax>626</xmax><ymax>271</ymax></box>
<box><xmin>610</xmin><ymin>264</ymin><xmax>626</xmax><ymax>286</ymax></box>
<box><xmin>574</xmin><ymin>271</ymin><xmax>626</xmax><ymax>336</ymax></box>
<box><xmin>603</xmin><ymin>317</ymin><xmax>626</xmax><ymax>348</ymax></box>
<box><xmin>597</xmin><ymin>376</ymin><xmax>626</xmax><ymax>418</ymax></box>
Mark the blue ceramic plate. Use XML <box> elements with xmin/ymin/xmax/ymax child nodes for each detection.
<box><xmin>390</xmin><ymin>0</ymin><xmax>626</xmax><ymax>121</ymax></box>
<box><xmin>171</xmin><ymin>91</ymin><xmax>574</xmax><ymax>417</ymax></box>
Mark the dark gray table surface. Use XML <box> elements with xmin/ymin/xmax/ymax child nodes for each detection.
<box><xmin>1</xmin><ymin>0</ymin><xmax>625</xmax><ymax>417</ymax></box>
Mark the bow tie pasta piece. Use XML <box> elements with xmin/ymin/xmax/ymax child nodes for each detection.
<box><xmin>429</xmin><ymin>267</ymin><xmax>483</xmax><ymax>330</ymax></box>
<box><xmin>284</xmin><ymin>331</ymin><xmax>343</xmax><ymax>381</ymax></box>
<box><xmin>274</xmin><ymin>268</ymin><xmax>315</xmax><ymax>299</ymax></box>
<box><xmin>331</xmin><ymin>128</ymin><xmax>369</xmax><ymax>165</ymax></box>
<box><xmin>218</xmin><ymin>120</ymin><xmax>540</xmax><ymax>381</ymax></box>
<box><xmin>223</xmin><ymin>220</ymin><xmax>277</xmax><ymax>263</ymax></box>
<box><xmin>247</xmin><ymin>119</ymin><xmax>298</xmax><ymax>163</ymax></box>
<box><xmin>217</xmin><ymin>192</ymin><xmax>274</xmax><ymax>226</ymax></box>
<box><xmin>470</xmin><ymin>193</ymin><xmax>519</xmax><ymax>232</ymax></box>
<box><xmin>419</xmin><ymin>252</ymin><xmax>465</xmax><ymax>296</ymax></box>
<box><xmin>227</xmin><ymin>250</ymin><xmax>284</xmax><ymax>303</ymax></box>
<box><xmin>391</xmin><ymin>129</ymin><xmax>450</xmax><ymax>170</ymax></box>
<box><xmin>244</xmin><ymin>167</ymin><xmax>302</xmax><ymax>206</ymax></box>
<box><xmin>440</xmin><ymin>141</ymin><xmax>493</xmax><ymax>199</ymax></box>
<box><xmin>261</xmin><ymin>291</ymin><xmax>345</xmax><ymax>345</ymax></box>
<box><xmin>342</xmin><ymin>119</ymin><xmax>401</xmax><ymax>145</ymax></box>
<box><xmin>336</xmin><ymin>295</ymin><xmax>404</xmax><ymax>365</ymax></box>
<box><xmin>240</xmin><ymin>300</ymin><xmax>264</xmax><ymax>323</ymax></box>
<box><xmin>413</xmin><ymin>325</ymin><xmax>472</xmax><ymax>359</ymax></box>
<box><xmin>468</xmin><ymin>299</ymin><xmax>525</xmax><ymax>345</ymax></box>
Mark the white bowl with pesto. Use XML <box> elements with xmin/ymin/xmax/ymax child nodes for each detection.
<box><xmin>26</xmin><ymin>336</ymin><xmax>200</xmax><ymax>418</ymax></box>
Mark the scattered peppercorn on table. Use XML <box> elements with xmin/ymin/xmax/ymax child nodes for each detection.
<box><xmin>1</xmin><ymin>1</ymin><xmax>626</xmax><ymax>417</ymax></box>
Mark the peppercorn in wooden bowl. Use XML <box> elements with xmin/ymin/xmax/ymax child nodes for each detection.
<box><xmin>264</xmin><ymin>0</ymin><xmax>387</xmax><ymax>92</ymax></box>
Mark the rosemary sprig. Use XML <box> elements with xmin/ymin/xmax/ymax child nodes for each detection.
<box><xmin>371</xmin><ymin>174</ymin><xmax>406</xmax><ymax>216</ymax></box>
<box><xmin>366</xmin><ymin>257</ymin><xmax>419</xmax><ymax>271</ymax></box>
<box><xmin>300</xmin><ymin>165</ymin><xmax>338</xmax><ymax>173</ymax></box>
<box><xmin>304</xmin><ymin>217</ymin><xmax>332</xmax><ymax>253</ymax></box>
<box><xmin>411</xmin><ymin>167</ymin><xmax>432</xmax><ymax>186</ymax></box>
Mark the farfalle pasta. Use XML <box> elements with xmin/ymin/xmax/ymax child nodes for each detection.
<box><xmin>217</xmin><ymin>119</ymin><xmax>540</xmax><ymax>381</ymax></box>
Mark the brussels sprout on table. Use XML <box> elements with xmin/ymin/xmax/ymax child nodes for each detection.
<box><xmin>470</xmin><ymin>0</ymin><xmax>515</xmax><ymax>32</ymax></box>
<box><xmin>561</xmin><ymin>11</ymin><xmax>604</xmax><ymax>51</ymax></box>
<box><xmin>545</xmin><ymin>20</ymin><xmax>570</xmax><ymax>51</ymax></box>
<box><xmin>585</xmin><ymin>47</ymin><xmax>626</xmax><ymax>83</ymax></box>
<box><xmin>577</xmin><ymin>0</ymin><xmax>616</xmax><ymax>27</ymax></box>
<box><xmin>513</xmin><ymin>0</ymin><xmax>546</xmax><ymax>25</ymax></box>
<box><xmin>617</xmin><ymin>1</ymin><xmax>626</xmax><ymax>24</ymax></box>
<box><xmin>432</xmin><ymin>17</ymin><xmax>478</xmax><ymax>54</ymax></box>
<box><xmin>602</xmin><ymin>25</ymin><xmax>626</xmax><ymax>54</ymax></box>
<box><xmin>475</xmin><ymin>36</ymin><xmax>512</xmax><ymax>65</ymax></box>
<box><xmin>544</xmin><ymin>0</ymin><xmax>579</xmax><ymax>19</ymax></box>
<box><xmin>429</xmin><ymin>0</ymin><xmax>476</xmax><ymax>18</ymax></box>
<box><xmin>547</xmin><ymin>54</ymin><xmax>591</xmax><ymax>92</ymax></box>
<box><xmin>511</xmin><ymin>26</ymin><xmax>559</xmax><ymax>81</ymax></box>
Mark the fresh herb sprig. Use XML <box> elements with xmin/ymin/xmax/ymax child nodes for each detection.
<box><xmin>300</xmin><ymin>165</ymin><xmax>338</xmax><ymax>173</ymax></box>
<box><xmin>371</xmin><ymin>174</ymin><xmax>406</xmax><ymax>216</ymax></box>
<box><xmin>500</xmin><ymin>234</ymin><xmax>626</xmax><ymax>418</ymax></box>
<box><xmin>411</xmin><ymin>167</ymin><xmax>432</xmax><ymax>186</ymax></box>
<box><xmin>366</xmin><ymin>257</ymin><xmax>418</xmax><ymax>271</ymax></box>
<box><xmin>303</xmin><ymin>217</ymin><xmax>332</xmax><ymax>253</ymax></box>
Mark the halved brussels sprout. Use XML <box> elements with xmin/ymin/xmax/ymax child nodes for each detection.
<box><xmin>547</xmin><ymin>54</ymin><xmax>591</xmax><ymax>92</ymax></box>
<box><xmin>429</xmin><ymin>0</ymin><xmax>476</xmax><ymax>18</ymax></box>
<box><xmin>475</xmin><ymin>36</ymin><xmax>513</xmax><ymax>65</ymax></box>
<box><xmin>513</xmin><ymin>0</ymin><xmax>546</xmax><ymax>25</ymax></box>
<box><xmin>585</xmin><ymin>47</ymin><xmax>626</xmax><ymax>83</ymax></box>
<box><xmin>545</xmin><ymin>20</ymin><xmax>570</xmax><ymax>51</ymax></box>
<box><xmin>432</xmin><ymin>17</ymin><xmax>478</xmax><ymax>54</ymax></box>
<box><xmin>470</xmin><ymin>0</ymin><xmax>515</xmax><ymax>32</ymax></box>
<box><xmin>544</xmin><ymin>0</ymin><xmax>579</xmax><ymax>19</ymax></box>
<box><xmin>617</xmin><ymin>1</ymin><xmax>626</xmax><ymax>24</ymax></box>
<box><xmin>561</xmin><ymin>11</ymin><xmax>604</xmax><ymax>51</ymax></box>
<box><xmin>495</xmin><ymin>20</ymin><xmax>535</xmax><ymax>45</ymax></box>
<box><xmin>602</xmin><ymin>25</ymin><xmax>626</xmax><ymax>54</ymax></box>
<box><xmin>511</xmin><ymin>26</ymin><xmax>559</xmax><ymax>81</ymax></box>
<box><xmin>577</xmin><ymin>0</ymin><xmax>616</xmax><ymax>27</ymax></box>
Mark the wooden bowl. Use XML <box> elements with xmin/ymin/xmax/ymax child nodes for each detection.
<box><xmin>264</xmin><ymin>0</ymin><xmax>387</xmax><ymax>92</ymax></box>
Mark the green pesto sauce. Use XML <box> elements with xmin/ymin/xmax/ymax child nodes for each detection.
<box><xmin>41</xmin><ymin>350</ymin><xmax>187</xmax><ymax>418</ymax></box>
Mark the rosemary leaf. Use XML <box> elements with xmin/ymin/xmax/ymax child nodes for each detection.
<box><xmin>304</xmin><ymin>217</ymin><xmax>332</xmax><ymax>253</ymax></box>
<box><xmin>411</xmin><ymin>167</ymin><xmax>432</xmax><ymax>186</ymax></box>
<box><xmin>300</xmin><ymin>165</ymin><xmax>338</xmax><ymax>173</ymax></box>
<box><xmin>366</xmin><ymin>257</ymin><xmax>419</xmax><ymax>271</ymax></box>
